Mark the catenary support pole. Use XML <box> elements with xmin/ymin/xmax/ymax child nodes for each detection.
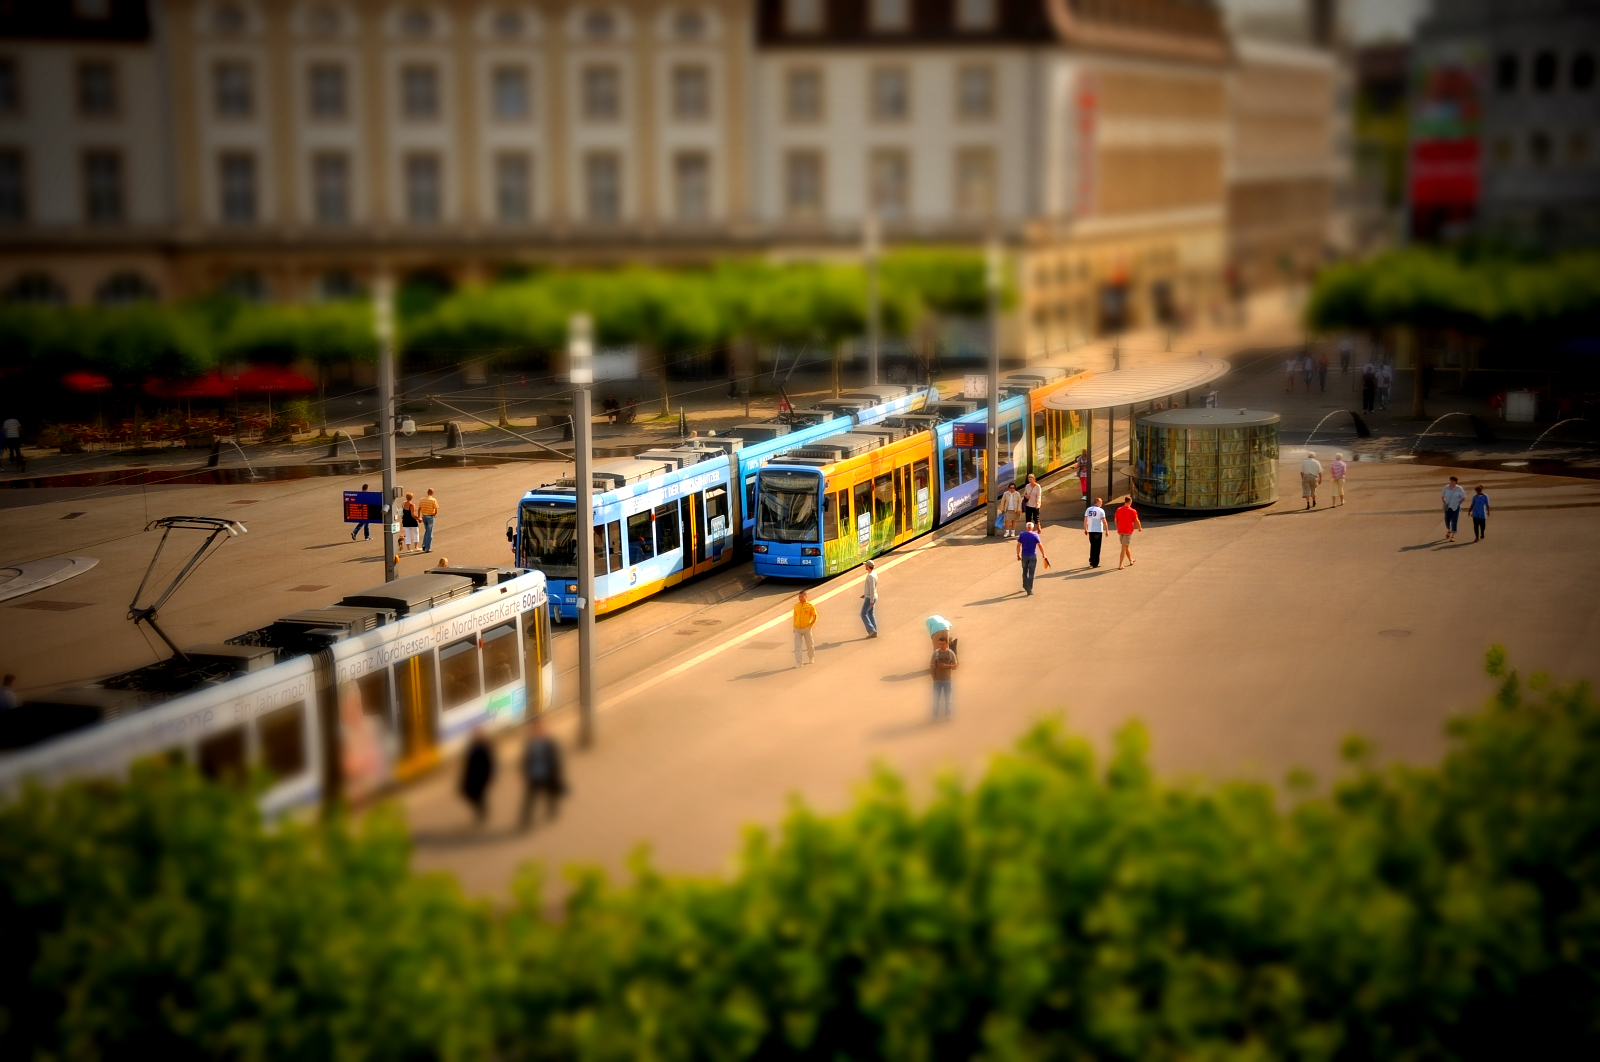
<box><xmin>985</xmin><ymin>238</ymin><xmax>1002</xmax><ymax>538</ymax></box>
<box><xmin>374</xmin><ymin>276</ymin><xmax>399</xmax><ymax>584</ymax></box>
<box><xmin>570</xmin><ymin>314</ymin><xmax>597</xmax><ymax>749</ymax></box>
<box><xmin>865</xmin><ymin>211</ymin><xmax>881</xmax><ymax>388</ymax></box>
<box><xmin>1106</xmin><ymin>404</ymin><xmax>1115</xmax><ymax>500</ymax></box>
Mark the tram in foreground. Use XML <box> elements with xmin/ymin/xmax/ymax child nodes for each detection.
<box><xmin>0</xmin><ymin>567</ymin><xmax>554</xmax><ymax>814</ymax></box>
<box><xmin>511</xmin><ymin>384</ymin><xmax>939</xmax><ymax>620</ymax></box>
<box><xmin>753</xmin><ymin>363</ymin><xmax>1091</xmax><ymax>579</ymax></box>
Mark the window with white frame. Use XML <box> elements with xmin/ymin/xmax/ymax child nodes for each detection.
<box><xmin>581</xmin><ymin>8</ymin><xmax>616</xmax><ymax>39</ymax></box>
<box><xmin>492</xmin><ymin>8</ymin><xmax>524</xmax><ymax>37</ymax></box>
<box><xmin>77</xmin><ymin>60</ymin><xmax>117</xmax><ymax>117</ymax></box>
<box><xmin>213</xmin><ymin>60</ymin><xmax>253</xmax><ymax>119</ymax></box>
<box><xmin>309</xmin><ymin>63</ymin><xmax>346</xmax><ymax>119</ymax></box>
<box><xmin>312</xmin><ymin>151</ymin><xmax>349</xmax><ymax>223</ymax></box>
<box><xmin>955</xmin><ymin>0</ymin><xmax>996</xmax><ymax>30</ymax></box>
<box><xmin>496</xmin><ymin>152</ymin><xmax>530</xmax><ymax>221</ymax></box>
<box><xmin>492</xmin><ymin>65</ymin><xmax>529</xmax><ymax>119</ymax></box>
<box><xmin>784</xmin><ymin>0</ymin><xmax>822</xmax><ymax>33</ymax></box>
<box><xmin>869</xmin><ymin>147</ymin><xmax>908</xmax><ymax>219</ymax></box>
<box><xmin>218</xmin><ymin>151</ymin><xmax>257</xmax><ymax>223</ymax></box>
<box><xmin>0</xmin><ymin>149</ymin><xmax>25</xmax><ymax>222</ymax></box>
<box><xmin>581</xmin><ymin>64</ymin><xmax>620</xmax><ymax>121</ymax></box>
<box><xmin>786</xmin><ymin>68</ymin><xmax>822</xmax><ymax>122</ymax></box>
<box><xmin>784</xmin><ymin>149</ymin><xmax>823</xmax><ymax>218</ymax></box>
<box><xmin>671</xmin><ymin>64</ymin><xmax>709</xmax><ymax>121</ymax></box>
<box><xmin>957</xmin><ymin>64</ymin><xmax>994</xmax><ymax>120</ymax></box>
<box><xmin>83</xmin><ymin>150</ymin><xmax>123</xmax><ymax>222</ymax></box>
<box><xmin>405</xmin><ymin>152</ymin><xmax>441</xmax><ymax>221</ymax></box>
<box><xmin>871</xmin><ymin>67</ymin><xmax>908</xmax><ymax>121</ymax></box>
<box><xmin>672</xmin><ymin>8</ymin><xmax>706</xmax><ymax>38</ymax></box>
<box><xmin>401</xmin><ymin>64</ymin><xmax>439</xmax><ymax>120</ymax></box>
<box><xmin>870</xmin><ymin>0</ymin><xmax>908</xmax><ymax>32</ymax></box>
<box><xmin>399</xmin><ymin>7</ymin><xmax>434</xmax><ymax>37</ymax></box>
<box><xmin>674</xmin><ymin>150</ymin><xmax>709</xmax><ymax>221</ymax></box>
<box><xmin>584</xmin><ymin>151</ymin><xmax>620</xmax><ymax>221</ymax></box>
<box><xmin>955</xmin><ymin>146</ymin><xmax>995</xmax><ymax>217</ymax></box>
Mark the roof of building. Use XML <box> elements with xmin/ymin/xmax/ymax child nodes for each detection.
<box><xmin>1137</xmin><ymin>408</ymin><xmax>1279</xmax><ymax>428</ymax></box>
<box><xmin>1043</xmin><ymin>357</ymin><xmax>1231</xmax><ymax>410</ymax></box>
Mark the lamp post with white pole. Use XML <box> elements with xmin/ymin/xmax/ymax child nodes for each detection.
<box><xmin>864</xmin><ymin>211</ymin><xmax>881</xmax><ymax>388</ymax></box>
<box><xmin>374</xmin><ymin>276</ymin><xmax>401</xmax><ymax>584</ymax></box>
<box><xmin>985</xmin><ymin>238</ymin><xmax>1002</xmax><ymax>538</ymax></box>
<box><xmin>569</xmin><ymin>314</ymin><xmax>597</xmax><ymax>748</ymax></box>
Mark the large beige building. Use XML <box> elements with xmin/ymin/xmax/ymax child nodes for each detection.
<box><xmin>0</xmin><ymin>0</ymin><xmax>1344</xmax><ymax>353</ymax></box>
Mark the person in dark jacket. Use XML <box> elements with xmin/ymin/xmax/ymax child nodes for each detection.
<box><xmin>519</xmin><ymin>718</ymin><xmax>566</xmax><ymax>831</ymax></box>
<box><xmin>460</xmin><ymin>727</ymin><xmax>496</xmax><ymax>826</ymax></box>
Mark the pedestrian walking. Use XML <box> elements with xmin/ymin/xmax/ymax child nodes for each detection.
<box><xmin>1470</xmin><ymin>484</ymin><xmax>1490</xmax><ymax>541</ymax></box>
<box><xmin>1302</xmin><ymin>352</ymin><xmax>1315</xmax><ymax>389</ymax></box>
<box><xmin>1329</xmin><ymin>453</ymin><xmax>1347</xmax><ymax>507</ymax></box>
<box><xmin>0</xmin><ymin>674</ymin><xmax>17</xmax><ymax>712</ymax></box>
<box><xmin>792</xmin><ymin>589</ymin><xmax>818</xmax><ymax>667</ymax></box>
<box><xmin>1361</xmin><ymin>362</ymin><xmax>1377</xmax><ymax>413</ymax></box>
<box><xmin>1441</xmin><ymin>475</ymin><xmax>1466</xmax><ymax>542</ymax></box>
<box><xmin>2</xmin><ymin>415</ymin><xmax>21</xmax><ymax>468</ymax></box>
<box><xmin>929</xmin><ymin>628</ymin><xmax>958</xmax><ymax>721</ymax></box>
<box><xmin>1378</xmin><ymin>363</ymin><xmax>1393</xmax><ymax>410</ymax></box>
<box><xmin>1317</xmin><ymin>351</ymin><xmax>1330</xmax><ymax>392</ymax></box>
<box><xmin>401</xmin><ymin>492</ymin><xmax>420</xmax><ymax>553</ymax></box>
<box><xmin>1114</xmin><ymin>495</ymin><xmax>1142</xmax><ymax>569</ymax></box>
<box><xmin>418</xmin><ymin>488</ymin><xmax>440</xmax><ymax>553</ymax></box>
<box><xmin>1022</xmin><ymin>473</ymin><xmax>1042</xmax><ymax>527</ymax></box>
<box><xmin>860</xmin><ymin>559</ymin><xmax>879</xmax><ymax>637</ymax></box>
<box><xmin>1075</xmin><ymin>449</ymin><xmax>1091</xmax><ymax>500</ymax></box>
<box><xmin>518</xmin><ymin>718</ymin><xmax>565</xmax><ymax>831</ymax></box>
<box><xmin>1285</xmin><ymin>356</ymin><xmax>1297</xmax><ymax>392</ymax></box>
<box><xmin>1016</xmin><ymin>520</ymin><xmax>1048</xmax><ymax>595</ymax></box>
<box><xmin>459</xmin><ymin>727</ymin><xmax>496</xmax><ymax>826</ymax></box>
<box><xmin>1083</xmin><ymin>497</ymin><xmax>1108</xmax><ymax>567</ymax></box>
<box><xmin>1339</xmin><ymin>338</ymin><xmax>1352</xmax><ymax>375</ymax></box>
<box><xmin>1300</xmin><ymin>452</ymin><xmax>1323</xmax><ymax>509</ymax></box>
<box><xmin>350</xmin><ymin>482</ymin><xmax>372</xmax><ymax>540</ymax></box>
<box><xmin>1000</xmin><ymin>482</ymin><xmax>1023</xmax><ymax>537</ymax></box>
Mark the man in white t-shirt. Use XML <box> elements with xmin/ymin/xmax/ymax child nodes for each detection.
<box><xmin>1083</xmin><ymin>497</ymin><xmax>1108</xmax><ymax>568</ymax></box>
<box><xmin>1300</xmin><ymin>453</ymin><xmax>1323</xmax><ymax>510</ymax></box>
<box><xmin>2</xmin><ymin>416</ymin><xmax>21</xmax><ymax>467</ymax></box>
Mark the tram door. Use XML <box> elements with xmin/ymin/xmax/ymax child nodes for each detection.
<box><xmin>681</xmin><ymin>493</ymin><xmax>710</xmax><ymax>575</ymax></box>
<box><xmin>392</xmin><ymin>651</ymin><xmax>439</xmax><ymax>779</ymax></box>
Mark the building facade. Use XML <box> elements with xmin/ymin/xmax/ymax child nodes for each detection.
<box><xmin>0</xmin><ymin>0</ymin><xmax>1346</xmax><ymax>354</ymax></box>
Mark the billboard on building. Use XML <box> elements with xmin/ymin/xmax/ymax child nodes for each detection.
<box><xmin>1408</xmin><ymin>41</ymin><xmax>1484</xmax><ymax>239</ymax></box>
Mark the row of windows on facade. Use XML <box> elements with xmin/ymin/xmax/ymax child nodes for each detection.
<box><xmin>0</xmin><ymin>57</ymin><xmax>998</xmax><ymax>129</ymax></box>
<box><xmin>1495</xmin><ymin>50</ymin><xmax>1596</xmax><ymax>94</ymax></box>
<box><xmin>209</xmin><ymin>2</ymin><xmax>713</xmax><ymax>43</ymax></box>
<box><xmin>784</xmin><ymin>0</ymin><xmax>1001</xmax><ymax>33</ymax></box>
<box><xmin>1490</xmin><ymin>129</ymin><xmax>1592</xmax><ymax>168</ymax></box>
<box><xmin>0</xmin><ymin>145</ymin><xmax>999</xmax><ymax>227</ymax></box>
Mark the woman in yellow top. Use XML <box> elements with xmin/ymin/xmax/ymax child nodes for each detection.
<box><xmin>792</xmin><ymin>590</ymin><xmax>817</xmax><ymax>668</ymax></box>
<box><xmin>418</xmin><ymin>488</ymin><xmax>440</xmax><ymax>553</ymax></box>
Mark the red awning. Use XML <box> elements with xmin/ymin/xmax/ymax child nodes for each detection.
<box><xmin>144</xmin><ymin>371</ymin><xmax>237</xmax><ymax>398</ymax></box>
<box><xmin>235</xmin><ymin>366</ymin><xmax>316</xmax><ymax>393</ymax></box>
<box><xmin>62</xmin><ymin>370</ymin><xmax>113</xmax><ymax>393</ymax></box>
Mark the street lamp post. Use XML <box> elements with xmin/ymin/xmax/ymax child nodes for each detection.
<box><xmin>864</xmin><ymin>211</ymin><xmax>881</xmax><ymax>388</ymax></box>
<box><xmin>374</xmin><ymin>276</ymin><xmax>400</xmax><ymax>584</ymax></box>
<box><xmin>985</xmin><ymin>238</ymin><xmax>1002</xmax><ymax>539</ymax></box>
<box><xmin>569</xmin><ymin>314</ymin><xmax>597</xmax><ymax>749</ymax></box>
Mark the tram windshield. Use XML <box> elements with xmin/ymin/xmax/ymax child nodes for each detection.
<box><xmin>519</xmin><ymin>502</ymin><xmax>578</xmax><ymax>575</ymax></box>
<box><xmin>757</xmin><ymin>470</ymin><xmax>821</xmax><ymax>543</ymax></box>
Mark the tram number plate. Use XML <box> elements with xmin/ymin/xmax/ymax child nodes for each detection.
<box><xmin>774</xmin><ymin>557</ymin><xmax>788</xmax><ymax>564</ymax></box>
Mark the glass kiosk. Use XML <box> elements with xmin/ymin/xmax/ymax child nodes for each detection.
<box><xmin>1131</xmin><ymin>409</ymin><xmax>1279</xmax><ymax>510</ymax></box>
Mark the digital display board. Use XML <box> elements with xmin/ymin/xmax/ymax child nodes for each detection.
<box><xmin>343</xmin><ymin>491</ymin><xmax>383</xmax><ymax>523</ymax></box>
<box><xmin>951</xmin><ymin>423</ymin><xmax>986</xmax><ymax>449</ymax></box>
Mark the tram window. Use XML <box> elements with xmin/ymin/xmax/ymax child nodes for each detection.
<box><xmin>440</xmin><ymin>636</ymin><xmax>483</xmax><ymax>709</ymax></box>
<box><xmin>823</xmin><ymin>491</ymin><xmax>840</xmax><ymax>542</ymax></box>
<box><xmin>913</xmin><ymin>459</ymin><xmax>930</xmax><ymax>515</ymax></box>
<box><xmin>627</xmin><ymin>510</ymin><xmax>655</xmax><ymax>563</ymax></box>
<box><xmin>873</xmin><ymin>473</ymin><xmax>893</xmax><ymax>523</ymax></box>
<box><xmin>960</xmin><ymin>449</ymin><xmax>979</xmax><ymax>484</ymax></box>
<box><xmin>198</xmin><ymin>725</ymin><xmax>247</xmax><ymax>783</ymax></box>
<box><xmin>258</xmin><ymin>701</ymin><xmax>307</xmax><ymax>779</ymax></box>
<box><xmin>481</xmin><ymin>622</ymin><xmax>519</xmax><ymax>691</ymax></box>
<box><xmin>705</xmin><ymin>487</ymin><xmax>729</xmax><ymax>539</ymax></box>
<box><xmin>942</xmin><ymin>446</ymin><xmax>960</xmax><ymax>492</ymax></box>
<box><xmin>893</xmin><ymin>466</ymin><xmax>907</xmax><ymax>531</ymax></box>
<box><xmin>604</xmin><ymin>520</ymin><xmax>624</xmax><ymax>572</ymax></box>
<box><xmin>654</xmin><ymin>503</ymin><xmax>681</xmax><ymax>555</ymax></box>
<box><xmin>356</xmin><ymin>668</ymin><xmax>389</xmax><ymax>718</ymax></box>
<box><xmin>1004</xmin><ymin>417</ymin><xmax>1022</xmax><ymax>454</ymax></box>
<box><xmin>593</xmin><ymin>523</ymin><xmax>607</xmax><ymax>573</ymax></box>
<box><xmin>853</xmin><ymin>481</ymin><xmax>871</xmax><ymax>539</ymax></box>
<box><xmin>744</xmin><ymin>475</ymin><xmax>757</xmax><ymax>521</ymax></box>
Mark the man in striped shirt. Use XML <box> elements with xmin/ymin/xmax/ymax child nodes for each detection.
<box><xmin>418</xmin><ymin>488</ymin><xmax>441</xmax><ymax>553</ymax></box>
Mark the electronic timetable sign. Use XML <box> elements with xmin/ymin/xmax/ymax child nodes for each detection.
<box><xmin>342</xmin><ymin>491</ymin><xmax>384</xmax><ymax>524</ymax></box>
<box><xmin>951</xmin><ymin>423</ymin><xmax>986</xmax><ymax>449</ymax></box>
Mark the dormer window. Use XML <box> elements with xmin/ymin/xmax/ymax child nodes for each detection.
<box><xmin>785</xmin><ymin>0</ymin><xmax>823</xmax><ymax>34</ymax></box>
<box><xmin>955</xmin><ymin>0</ymin><xmax>996</xmax><ymax>31</ymax></box>
<box><xmin>493</xmin><ymin>9</ymin><xmax>525</xmax><ymax>38</ymax></box>
<box><xmin>870</xmin><ymin>0</ymin><xmax>909</xmax><ymax>32</ymax></box>
<box><xmin>582</xmin><ymin>9</ymin><xmax>616</xmax><ymax>40</ymax></box>
<box><xmin>212</xmin><ymin>3</ymin><xmax>246</xmax><ymax>35</ymax></box>
<box><xmin>400</xmin><ymin>8</ymin><xmax>434</xmax><ymax>37</ymax></box>
<box><xmin>309</xmin><ymin>5</ymin><xmax>342</xmax><ymax>36</ymax></box>
<box><xmin>673</xmin><ymin>9</ymin><xmax>706</xmax><ymax>39</ymax></box>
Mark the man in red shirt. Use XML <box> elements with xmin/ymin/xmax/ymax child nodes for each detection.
<box><xmin>1113</xmin><ymin>495</ymin><xmax>1142</xmax><ymax>570</ymax></box>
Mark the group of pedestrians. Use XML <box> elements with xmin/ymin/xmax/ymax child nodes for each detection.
<box><xmin>1296</xmin><ymin>452</ymin><xmax>1349</xmax><ymax>509</ymax></box>
<box><xmin>1360</xmin><ymin>360</ymin><xmax>1393</xmax><ymax>413</ymax></box>
<box><xmin>350</xmin><ymin>484</ymin><xmax>443</xmax><ymax>554</ymax></box>
<box><xmin>1441</xmin><ymin>476</ymin><xmax>1491</xmax><ymax>542</ymax></box>
<box><xmin>1284</xmin><ymin>351</ymin><xmax>1332</xmax><ymax>393</ymax></box>
<box><xmin>457</xmin><ymin>718</ymin><xmax>567</xmax><ymax>830</ymax></box>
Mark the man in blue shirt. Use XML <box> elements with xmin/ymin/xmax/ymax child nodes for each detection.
<box><xmin>1015</xmin><ymin>521</ymin><xmax>1048</xmax><ymax>596</ymax></box>
<box><xmin>1469</xmin><ymin>485</ymin><xmax>1490</xmax><ymax>541</ymax></box>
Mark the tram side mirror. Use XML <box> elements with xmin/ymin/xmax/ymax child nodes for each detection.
<box><xmin>506</xmin><ymin>527</ymin><xmax>515</xmax><ymax>543</ymax></box>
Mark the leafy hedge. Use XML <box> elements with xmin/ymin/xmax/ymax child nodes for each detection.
<box><xmin>4</xmin><ymin>648</ymin><xmax>1595</xmax><ymax>1060</ymax></box>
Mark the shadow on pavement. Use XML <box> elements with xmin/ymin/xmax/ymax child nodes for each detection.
<box><xmin>965</xmin><ymin>592</ymin><xmax>1023</xmax><ymax>606</ymax></box>
<box><xmin>734</xmin><ymin>667</ymin><xmax>796</xmax><ymax>680</ymax></box>
<box><xmin>869</xmin><ymin>717</ymin><xmax>942</xmax><ymax>741</ymax></box>
<box><xmin>411</xmin><ymin>825</ymin><xmax>526</xmax><ymax>849</ymax></box>
<box><xmin>879</xmin><ymin>670</ymin><xmax>927</xmax><ymax>682</ymax></box>
<box><xmin>1399</xmin><ymin>540</ymin><xmax>1445</xmax><ymax>552</ymax></box>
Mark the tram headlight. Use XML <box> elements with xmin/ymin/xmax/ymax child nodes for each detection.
<box><xmin>801</xmin><ymin>547</ymin><xmax>821</xmax><ymax>557</ymax></box>
<box><xmin>566</xmin><ymin>583</ymin><xmax>579</xmax><ymax>594</ymax></box>
<box><xmin>752</xmin><ymin>544</ymin><xmax>768</xmax><ymax>553</ymax></box>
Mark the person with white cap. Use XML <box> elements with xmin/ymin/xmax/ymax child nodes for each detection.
<box><xmin>859</xmin><ymin>559</ymin><xmax>879</xmax><ymax>638</ymax></box>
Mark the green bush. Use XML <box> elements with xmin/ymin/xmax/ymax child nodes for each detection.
<box><xmin>4</xmin><ymin>649</ymin><xmax>1596</xmax><ymax>1059</ymax></box>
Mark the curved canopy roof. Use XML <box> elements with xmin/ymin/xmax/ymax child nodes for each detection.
<box><xmin>1043</xmin><ymin>358</ymin><xmax>1230</xmax><ymax>411</ymax></box>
